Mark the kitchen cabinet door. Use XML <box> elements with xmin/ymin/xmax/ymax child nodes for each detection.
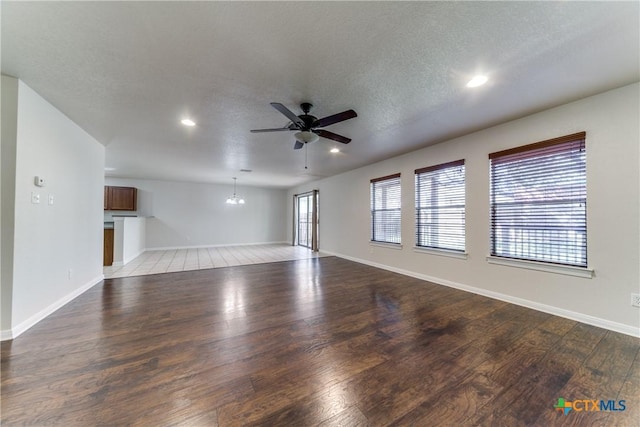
<box><xmin>104</xmin><ymin>186</ymin><xmax>137</xmax><ymax>211</ymax></box>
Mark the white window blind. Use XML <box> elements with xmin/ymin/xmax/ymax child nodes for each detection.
<box><xmin>489</xmin><ymin>132</ymin><xmax>587</xmax><ymax>267</ymax></box>
<box><xmin>415</xmin><ymin>160</ymin><xmax>465</xmax><ymax>252</ymax></box>
<box><xmin>371</xmin><ymin>173</ymin><xmax>401</xmax><ymax>244</ymax></box>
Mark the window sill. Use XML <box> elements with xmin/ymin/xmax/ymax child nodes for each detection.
<box><xmin>486</xmin><ymin>256</ymin><xmax>594</xmax><ymax>278</ymax></box>
<box><xmin>369</xmin><ymin>241</ymin><xmax>403</xmax><ymax>250</ymax></box>
<box><xmin>413</xmin><ymin>246</ymin><xmax>468</xmax><ymax>260</ymax></box>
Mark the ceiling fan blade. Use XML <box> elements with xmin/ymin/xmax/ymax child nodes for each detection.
<box><xmin>313</xmin><ymin>129</ymin><xmax>351</xmax><ymax>144</ymax></box>
<box><xmin>313</xmin><ymin>109</ymin><xmax>357</xmax><ymax>128</ymax></box>
<box><xmin>270</xmin><ymin>103</ymin><xmax>304</xmax><ymax>128</ymax></box>
<box><xmin>250</xmin><ymin>127</ymin><xmax>292</xmax><ymax>133</ymax></box>
<box><xmin>294</xmin><ymin>141</ymin><xmax>304</xmax><ymax>150</ymax></box>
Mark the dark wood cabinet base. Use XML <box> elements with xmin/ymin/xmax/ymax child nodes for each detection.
<box><xmin>103</xmin><ymin>228</ymin><xmax>114</xmax><ymax>266</ymax></box>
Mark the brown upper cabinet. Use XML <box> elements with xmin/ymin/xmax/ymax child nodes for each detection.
<box><xmin>104</xmin><ymin>186</ymin><xmax>137</xmax><ymax>211</ymax></box>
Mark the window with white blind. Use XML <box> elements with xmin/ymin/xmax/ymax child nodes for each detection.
<box><xmin>415</xmin><ymin>160</ymin><xmax>465</xmax><ymax>252</ymax></box>
<box><xmin>370</xmin><ymin>173</ymin><xmax>401</xmax><ymax>244</ymax></box>
<box><xmin>489</xmin><ymin>132</ymin><xmax>587</xmax><ymax>267</ymax></box>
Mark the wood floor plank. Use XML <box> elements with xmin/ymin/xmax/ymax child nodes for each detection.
<box><xmin>609</xmin><ymin>346</ymin><xmax>640</xmax><ymax>427</ymax></box>
<box><xmin>502</xmin><ymin>322</ymin><xmax>608</xmax><ymax>425</ymax></box>
<box><xmin>2</xmin><ymin>256</ymin><xmax>638</xmax><ymax>426</ymax></box>
<box><xmin>533</xmin><ymin>331</ymin><xmax>640</xmax><ymax>427</ymax></box>
<box><xmin>317</xmin><ymin>405</ymin><xmax>370</xmax><ymax>427</ymax></box>
<box><xmin>218</xmin><ymin>377</ymin><xmax>361</xmax><ymax>426</ymax></box>
<box><xmin>389</xmin><ymin>371</ymin><xmax>503</xmax><ymax>426</ymax></box>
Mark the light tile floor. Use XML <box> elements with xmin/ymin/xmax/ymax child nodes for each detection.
<box><xmin>103</xmin><ymin>243</ymin><xmax>328</xmax><ymax>279</ymax></box>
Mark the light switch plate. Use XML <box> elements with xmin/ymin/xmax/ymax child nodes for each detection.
<box><xmin>48</xmin><ymin>194</ymin><xmax>54</xmax><ymax>205</ymax></box>
<box><xmin>31</xmin><ymin>192</ymin><xmax>40</xmax><ymax>204</ymax></box>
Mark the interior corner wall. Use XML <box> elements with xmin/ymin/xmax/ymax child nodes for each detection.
<box><xmin>104</xmin><ymin>177</ymin><xmax>288</xmax><ymax>249</ymax></box>
<box><xmin>8</xmin><ymin>80</ymin><xmax>105</xmax><ymax>338</ymax></box>
<box><xmin>287</xmin><ymin>83</ymin><xmax>640</xmax><ymax>335</ymax></box>
<box><xmin>1</xmin><ymin>75</ymin><xmax>19</xmax><ymax>335</ymax></box>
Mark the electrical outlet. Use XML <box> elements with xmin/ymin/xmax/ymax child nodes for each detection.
<box><xmin>632</xmin><ymin>293</ymin><xmax>640</xmax><ymax>308</ymax></box>
<box><xmin>31</xmin><ymin>192</ymin><xmax>40</xmax><ymax>204</ymax></box>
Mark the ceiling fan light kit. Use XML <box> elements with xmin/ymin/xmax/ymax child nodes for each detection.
<box><xmin>251</xmin><ymin>102</ymin><xmax>357</xmax><ymax>150</ymax></box>
<box><xmin>294</xmin><ymin>131</ymin><xmax>319</xmax><ymax>144</ymax></box>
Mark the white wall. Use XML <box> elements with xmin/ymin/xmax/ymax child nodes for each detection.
<box><xmin>4</xmin><ymin>79</ymin><xmax>105</xmax><ymax>338</ymax></box>
<box><xmin>1</xmin><ymin>76</ymin><xmax>19</xmax><ymax>333</ymax></box>
<box><xmin>288</xmin><ymin>83</ymin><xmax>640</xmax><ymax>336</ymax></box>
<box><xmin>105</xmin><ymin>177</ymin><xmax>287</xmax><ymax>249</ymax></box>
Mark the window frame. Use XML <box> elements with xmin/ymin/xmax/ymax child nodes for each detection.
<box><xmin>488</xmin><ymin>132</ymin><xmax>589</xmax><ymax>270</ymax></box>
<box><xmin>370</xmin><ymin>173</ymin><xmax>402</xmax><ymax>246</ymax></box>
<box><xmin>414</xmin><ymin>159</ymin><xmax>466</xmax><ymax>255</ymax></box>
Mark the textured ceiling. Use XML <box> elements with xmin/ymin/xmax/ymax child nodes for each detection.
<box><xmin>2</xmin><ymin>1</ymin><xmax>639</xmax><ymax>188</ymax></box>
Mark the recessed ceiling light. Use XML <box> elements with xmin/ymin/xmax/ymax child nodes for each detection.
<box><xmin>466</xmin><ymin>75</ymin><xmax>488</xmax><ymax>88</ymax></box>
<box><xmin>330</xmin><ymin>148</ymin><xmax>340</xmax><ymax>153</ymax></box>
<box><xmin>181</xmin><ymin>118</ymin><xmax>196</xmax><ymax>126</ymax></box>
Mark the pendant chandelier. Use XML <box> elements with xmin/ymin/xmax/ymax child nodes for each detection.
<box><xmin>226</xmin><ymin>177</ymin><xmax>245</xmax><ymax>205</ymax></box>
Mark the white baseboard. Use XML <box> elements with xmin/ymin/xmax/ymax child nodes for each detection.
<box><xmin>1</xmin><ymin>274</ymin><xmax>104</xmax><ymax>341</ymax></box>
<box><xmin>145</xmin><ymin>241</ymin><xmax>289</xmax><ymax>251</ymax></box>
<box><xmin>322</xmin><ymin>250</ymin><xmax>640</xmax><ymax>338</ymax></box>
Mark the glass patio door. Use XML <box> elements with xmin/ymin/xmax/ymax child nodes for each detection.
<box><xmin>297</xmin><ymin>193</ymin><xmax>313</xmax><ymax>248</ymax></box>
<box><xmin>293</xmin><ymin>190</ymin><xmax>318</xmax><ymax>251</ymax></box>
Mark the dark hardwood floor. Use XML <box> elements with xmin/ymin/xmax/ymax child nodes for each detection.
<box><xmin>1</xmin><ymin>257</ymin><xmax>638</xmax><ymax>426</ymax></box>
